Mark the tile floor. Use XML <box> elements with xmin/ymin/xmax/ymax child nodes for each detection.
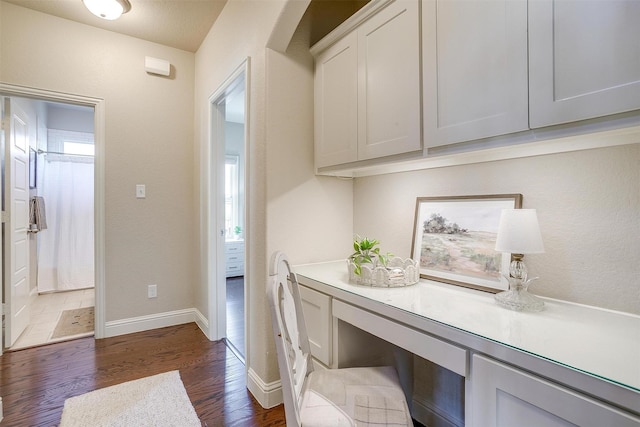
<box><xmin>10</xmin><ymin>288</ymin><xmax>95</xmax><ymax>350</ymax></box>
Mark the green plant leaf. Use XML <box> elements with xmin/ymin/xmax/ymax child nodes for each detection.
<box><xmin>350</xmin><ymin>235</ymin><xmax>391</xmax><ymax>276</ymax></box>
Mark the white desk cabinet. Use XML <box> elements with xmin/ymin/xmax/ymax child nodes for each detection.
<box><xmin>472</xmin><ymin>355</ymin><xmax>640</xmax><ymax>427</ymax></box>
<box><xmin>224</xmin><ymin>240</ymin><xmax>244</xmax><ymax>277</ymax></box>
<box><xmin>295</xmin><ymin>261</ymin><xmax>640</xmax><ymax>427</ymax></box>
<box><xmin>529</xmin><ymin>0</ymin><xmax>640</xmax><ymax>128</ymax></box>
<box><xmin>422</xmin><ymin>0</ymin><xmax>529</xmax><ymax>148</ymax></box>
<box><xmin>313</xmin><ymin>0</ymin><xmax>421</xmax><ymax>170</ymax></box>
<box><xmin>299</xmin><ymin>285</ymin><xmax>332</xmax><ymax>367</ymax></box>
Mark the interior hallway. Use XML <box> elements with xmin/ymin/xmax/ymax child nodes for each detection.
<box><xmin>9</xmin><ymin>288</ymin><xmax>94</xmax><ymax>350</ymax></box>
<box><xmin>0</xmin><ymin>323</ymin><xmax>286</xmax><ymax>426</ymax></box>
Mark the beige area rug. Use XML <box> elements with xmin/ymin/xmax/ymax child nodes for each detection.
<box><xmin>51</xmin><ymin>307</ymin><xmax>94</xmax><ymax>339</ymax></box>
<box><xmin>59</xmin><ymin>370</ymin><xmax>201</xmax><ymax>427</ymax></box>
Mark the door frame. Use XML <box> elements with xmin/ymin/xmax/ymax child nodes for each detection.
<box><xmin>0</xmin><ymin>83</ymin><xmax>106</xmax><ymax>349</ymax></box>
<box><xmin>205</xmin><ymin>59</ymin><xmax>250</xmax><ymax>350</ymax></box>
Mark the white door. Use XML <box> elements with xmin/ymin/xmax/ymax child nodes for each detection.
<box><xmin>2</xmin><ymin>97</ymin><xmax>31</xmax><ymax>348</ymax></box>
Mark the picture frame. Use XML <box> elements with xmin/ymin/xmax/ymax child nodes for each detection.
<box><xmin>410</xmin><ymin>194</ymin><xmax>523</xmax><ymax>293</ymax></box>
<box><xmin>29</xmin><ymin>147</ymin><xmax>37</xmax><ymax>189</ymax></box>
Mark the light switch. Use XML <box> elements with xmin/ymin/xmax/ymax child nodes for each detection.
<box><xmin>136</xmin><ymin>184</ymin><xmax>146</xmax><ymax>199</ymax></box>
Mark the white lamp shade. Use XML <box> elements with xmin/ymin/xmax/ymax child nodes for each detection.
<box><xmin>83</xmin><ymin>0</ymin><xmax>131</xmax><ymax>20</ymax></box>
<box><xmin>495</xmin><ymin>209</ymin><xmax>545</xmax><ymax>254</ymax></box>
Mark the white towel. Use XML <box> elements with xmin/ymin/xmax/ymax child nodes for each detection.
<box><xmin>29</xmin><ymin>196</ymin><xmax>47</xmax><ymax>231</ymax></box>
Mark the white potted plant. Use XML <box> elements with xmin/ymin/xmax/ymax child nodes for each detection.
<box><xmin>347</xmin><ymin>235</ymin><xmax>419</xmax><ymax>287</ymax></box>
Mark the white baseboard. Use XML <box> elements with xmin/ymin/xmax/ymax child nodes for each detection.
<box><xmin>246</xmin><ymin>367</ymin><xmax>283</xmax><ymax>409</ymax></box>
<box><xmin>193</xmin><ymin>309</ymin><xmax>209</xmax><ymax>338</ymax></box>
<box><xmin>104</xmin><ymin>308</ymin><xmax>206</xmax><ymax>338</ymax></box>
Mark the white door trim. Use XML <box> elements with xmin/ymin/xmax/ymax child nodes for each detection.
<box><xmin>204</xmin><ymin>59</ymin><xmax>250</xmax><ymax>352</ymax></box>
<box><xmin>0</xmin><ymin>82</ymin><xmax>106</xmax><ymax>340</ymax></box>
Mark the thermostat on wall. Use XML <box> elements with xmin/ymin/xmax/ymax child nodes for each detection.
<box><xmin>145</xmin><ymin>56</ymin><xmax>170</xmax><ymax>77</ymax></box>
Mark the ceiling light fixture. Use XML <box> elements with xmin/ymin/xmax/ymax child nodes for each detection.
<box><xmin>83</xmin><ymin>0</ymin><xmax>131</xmax><ymax>20</ymax></box>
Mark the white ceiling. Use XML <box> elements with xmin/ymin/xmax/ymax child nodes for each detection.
<box><xmin>3</xmin><ymin>0</ymin><xmax>228</xmax><ymax>52</ymax></box>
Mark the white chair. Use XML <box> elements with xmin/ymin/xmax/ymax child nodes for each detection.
<box><xmin>267</xmin><ymin>251</ymin><xmax>413</xmax><ymax>426</ymax></box>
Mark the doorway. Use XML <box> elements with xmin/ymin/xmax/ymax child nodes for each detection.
<box><xmin>207</xmin><ymin>60</ymin><xmax>249</xmax><ymax>361</ymax></box>
<box><xmin>11</xmin><ymin>98</ymin><xmax>94</xmax><ymax>350</ymax></box>
<box><xmin>0</xmin><ymin>84</ymin><xmax>105</xmax><ymax>354</ymax></box>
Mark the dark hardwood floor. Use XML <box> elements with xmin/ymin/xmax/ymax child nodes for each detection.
<box><xmin>0</xmin><ymin>323</ymin><xmax>285</xmax><ymax>426</ymax></box>
<box><xmin>226</xmin><ymin>276</ymin><xmax>245</xmax><ymax>359</ymax></box>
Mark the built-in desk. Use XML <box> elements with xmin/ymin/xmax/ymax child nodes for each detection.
<box><xmin>295</xmin><ymin>260</ymin><xmax>640</xmax><ymax>427</ymax></box>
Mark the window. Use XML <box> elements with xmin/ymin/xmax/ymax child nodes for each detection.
<box><xmin>225</xmin><ymin>156</ymin><xmax>240</xmax><ymax>239</ymax></box>
<box><xmin>64</xmin><ymin>141</ymin><xmax>95</xmax><ymax>156</ymax></box>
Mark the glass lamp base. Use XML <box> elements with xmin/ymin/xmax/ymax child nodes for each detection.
<box><xmin>495</xmin><ymin>289</ymin><xmax>544</xmax><ymax>312</ymax></box>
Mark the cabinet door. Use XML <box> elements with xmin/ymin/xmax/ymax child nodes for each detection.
<box><xmin>299</xmin><ymin>285</ymin><xmax>332</xmax><ymax>367</ymax></box>
<box><xmin>423</xmin><ymin>0</ymin><xmax>529</xmax><ymax>148</ymax></box>
<box><xmin>357</xmin><ymin>0</ymin><xmax>421</xmax><ymax>160</ymax></box>
<box><xmin>529</xmin><ymin>0</ymin><xmax>640</xmax><ymax>128</ymax></box>
<box><xmin>471</xmin><ymin>355</ymin><xmax>640</xmax><ymax>427</ymax></box>
<box><xmin>314</xmin><ymin>32</ymin><xmax>358</xmax><ymax>169</ymax></box>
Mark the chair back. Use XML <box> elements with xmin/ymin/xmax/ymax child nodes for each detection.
<box><xmin>267</xmin><ymin>251</ymin><xmax>314</xmax><ymax>426</ymax></box>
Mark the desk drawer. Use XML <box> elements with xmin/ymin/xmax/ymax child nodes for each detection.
<box><xmin>332</xmin><ymin>299</ymin><xmax>468</xmax><ymax>377</ymax></box>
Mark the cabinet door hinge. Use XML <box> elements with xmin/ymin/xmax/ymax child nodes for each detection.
<box><xmin>1</xmin><ymin>212</ymin><xmax>8</xmax><ymax>223</ymax></box>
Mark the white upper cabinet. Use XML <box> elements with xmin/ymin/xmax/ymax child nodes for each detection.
<box><xmin>313</xmin><ymin>0</ymin><xmax>640</xmax><ymax>176</ymax></box>
<box><xmin>357</xmin><ymin>0</ymin><xmax>421</xmax><ymax>161</ymax></box>
<box><xmin>314</xmin><ymin>33</ymin><xmax>358</xmax><ymax>168</ymax></box>
<box><xmin>313</xmin><ymin>0</ymin><xmax>421</xmax><ymax>170</ymax></box>
<box><xmin>423</xmin><ymin>0</ymin><xmax>529</xmax><ymax>149</ymax></box>
<box><xmin>529</xmin><ymin>0</ymin><xmax>640</xmax><ymax>128</ymax></box>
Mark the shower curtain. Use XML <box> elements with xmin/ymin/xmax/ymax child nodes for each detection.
<box><xmin>37</xmin><ymin>154</ymin><xmax>94</xmax><ymax>292</ymax></box>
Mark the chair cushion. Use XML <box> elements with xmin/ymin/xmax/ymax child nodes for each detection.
<box><xmin>300</xmin><ymin>366</ymin><xmax>411</xmax><ymax>426</ymax></box>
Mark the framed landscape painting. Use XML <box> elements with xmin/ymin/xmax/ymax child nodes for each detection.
<box><xmin>410</xmin><ymin>194</ymin><xmax>522</xmax><ymax>292</ymax></box>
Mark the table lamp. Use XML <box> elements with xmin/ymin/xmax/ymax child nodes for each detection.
<box><xmin>494</xmin><ymin>209</ymin><xmax>545</xmax><ymax>311</ymax></box>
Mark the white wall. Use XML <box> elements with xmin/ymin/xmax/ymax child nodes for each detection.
<box><xmin>194</xmin><ymin>0</ymin><xmax>353</xmax><ymax>403</ymax></box>
<box><xmin>194</xmin><ymin>0</ymin><xmax>287</xmax><ymax>401</ymax></box>
<box><xmin>264</xmin><ymin>6</ymin><xmax>354</xmax><ymax>388</ymax></box>
<box><xmin>46</xmin><ymin>105</ymin><xmax>94</xmax><ymax>133</ymax></box>
<box><xmin>354</xmin><ymin>143</ymin><xmax>640</xmax><ymax>315</ymax></box>
<box><xmin>265</xmin><ymin>16</ymin><xmax>353</xmax><ymax>268</ymax></box>
<box><xmin>0</xmin><ymin>1</ymin><xmax>3</xmax><ymax>79</ymax></box>
<box><xmin>1</xmin><ymin>3</ymin><xmax>197</xmax><ymax>322</ymax></box>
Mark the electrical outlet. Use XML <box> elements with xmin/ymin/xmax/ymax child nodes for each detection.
<box><xmin>148</xmin><ymin>284</ymin><xmax>157</xmax><ymax>298</ymax></box>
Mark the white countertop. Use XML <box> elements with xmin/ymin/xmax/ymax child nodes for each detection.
<box><xmin>294</xmin><ymin>260</ymin><xmax>640</xmax><ymax>393</ymax></box>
